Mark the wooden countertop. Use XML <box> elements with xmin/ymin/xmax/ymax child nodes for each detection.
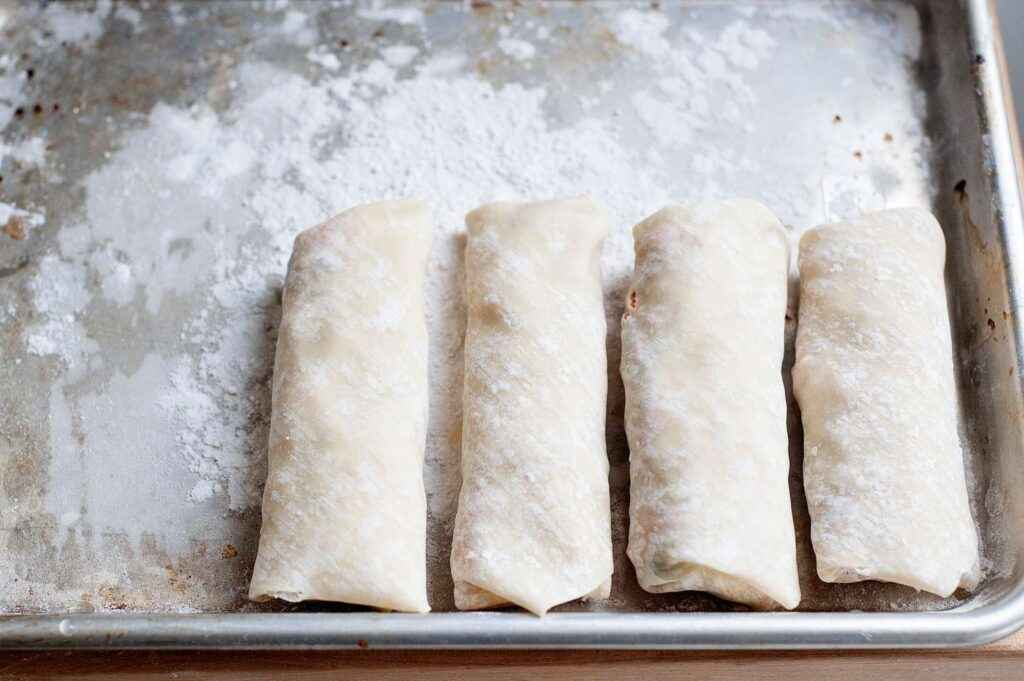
<box><xmin>2</xmin><ymin>629</ymin><xmax>1023</xmax><ymax>680</ymax></box>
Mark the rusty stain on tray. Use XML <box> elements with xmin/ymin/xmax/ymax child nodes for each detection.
<box><xmin>3</xmin><ymin>216</ymin><xmax>25</xmax><ymax>240</ymax></box>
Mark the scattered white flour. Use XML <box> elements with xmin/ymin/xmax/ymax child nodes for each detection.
<box><xmin>25</xmin><ymin>255</ymin><xmax>90</xmax><ymax>317</ymax></box>
<box><xmin>279</xmin><ymin>9</ymin><xmax>305</xmax><ymax>33</ymax></box>
<box><xmin>89</xmin><ymin>247</ymin><xmax>135</xmax><ymax>306</ymax></box>
<box><xmin>0</xmin><ymin>136</ymin><xmax>46</xmax><ymax>166</ymax></box>
<box><xmin>46</xmin><ymin>354</ymin><xmax>194</xmax><ymax>551</ymax></box>
<box><xmin>307</xmin><ymin>48</ymin><xmax>342</xmax><ymax>71</ymax></box>
<box><xmin>189</xmin><ymin>478</ymin><xmax>219</xmax><ymax>503</ymax></box>
<box><xmin>113</xmin><ymin>2</ymin><xmax>143</xmax><ymax>30</ymax></box>
<box><xmin>717</xmin><ymin>21</ymin><xmax>777</xmax><ymax>70</ymax></box>
<box><xmin>29</xmin><ymin>42</ymin><xmax>672</xmax><ymax>548</ymax></box>
<box><xmin>760</xmin><ymin>3</ymin><xmax>847</xmax><ymax>32</ymax></box>
<box><xmin>168</xmin><ymin>3</ymin><xmax>189</xmax><ymax>27</ymax></box>
<box><xmin>358</xmin><ymin>59</ymin><xmax>396</xmax><ymax>88</ymax></box>
<box><xmin>0</xmin><ymin>201</ymin><xmax>45</xmax><ymax>231</ymax></box>
<box><xmin>417</xmin><ymin>52</ymin><xmax>467</xmax><ymax>77</ymax></box>
<box><xmin>1</xmin><ymin>0</ymin><xmax>128</xmax><ymax>148</ymax></box>
<box><xmin>159</xmin><ymin>105</ymin><xmax>257</xmax><ymax>200</ymax></box>
<box><xmin>498</xmin><ymin>37</ymin><xmax>536</xmax><ymax>61</ymax></box>
<box><xmin>380</xmin><ymin>44</ymin><xmax>419</xmax><ymax>68</ymax></box>
<box><xmin>0</xmin><ymin>51</ymin><xmax>27</xmax><ymax>131</ymax></box>
<box><xmin>821</xmin><ymin>174</ymin><xmax>888</xmax><ymax>223</ymax></box>
<box><xmin>763</xmin><ymin>2</ymin><xmax>921</xmax><ymax>59</ymax></box>
<box><xmin>357</xmin><ymin>2</ymin><xmax>424</xmax><ymax>27</ymax></box>
<box><xmin>277</xmin><ymin>9</ymin><xmax>315</xmax><ymax>47</ymax></box>
<box><xmin>36</xmin><ymin>0</ymin><xmax>112</xmax><ymax>46</ymax></box>
<box><xmin>0</xmin><ymin>299</ymin><xmax>15</xmax><ymax>327</ymax></box>
<box><xmin>611</xmin><ymin>8</ymin><xmax>670</xmax><ymax>57</ymax></box>
<box><xmin>23</xmin><ymin>255</ymin><xmax>96</xmax><ymax>368</ymax></box>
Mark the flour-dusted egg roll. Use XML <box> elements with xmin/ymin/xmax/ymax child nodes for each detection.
<box><xmin>621</xmin><ymin>201</ymin><xmax>801</xmax><ymax>610</ymax></box>
<box><xmin>450</xmin><ymin>198</ymin><xmax>614</xmax><ymax>616</ymax></box>
<box><xmin>249</xmin><ymin>199</ymin><xmax>431</xmax><ymax>613</ymax></box>
<box><xmin>794</xmin><ymin>208</ymin><xmax>979</xmax><ymax>597</ymax></box>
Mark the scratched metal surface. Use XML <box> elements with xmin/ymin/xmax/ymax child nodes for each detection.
<box><xmin>0</xmin><ymin>0</ymin><xmax>1021</xmax><ymax>644</ymax></box>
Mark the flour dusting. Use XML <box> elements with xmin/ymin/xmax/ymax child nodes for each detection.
<box><xmin>498</xmin><ymin>37</ymin><xmax>536</xmax><ymax>61</ymax></box>
<box><xmin>356</xmin><ymin>2</ymin><xmax>424</xmax><ymax>27</ymax></box>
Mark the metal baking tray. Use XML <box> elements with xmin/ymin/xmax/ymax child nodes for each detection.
<box><xmin>1</xmin><ymin>0</ymin><xmax>1023</xmax><ymax>648</ymax></box>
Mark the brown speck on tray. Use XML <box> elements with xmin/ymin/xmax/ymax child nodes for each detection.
<box><xmin>371</xmin><ymin>27</ymin><xmax>385</xmax><ymax>40</ymax></box>
<box><xmin>988</xmin><ymin>318</ymin><xmax>996</xmax><ymax>332</ymax></box>
<box><xmin>970</xmin><ymin>54</ymin><xmax>986</xmax><ymax>76</ymax></box>
<box><xmin>476</xmin><ymin>57</ymin><xmax>494</xmax><ymax>76</ymax></box>
<box><xmin>25</xmin><ymin>68</ymin><xmax>34</xmax><ymax>79</ymax></box>
<box><xmin>98</xmin><ymin>585</ymin><xmax>129</xmax><ymax>611</ymax></box>
<box><xmin>3</xmin><ymin>216</ymin><xmax>26</xmax><ymax>241</ymax></box>
<box><xmin>356</xmin><ymin>639</ymin><xmax>369</xmax><ymax>649</ymax></box>
<box><xmin>221</xmin><ymin>544</ymin><xmax>238</xmax><ymax>559</ymax></box>
<box><xmin>52</xmin><ymin>102</ymin><xmax>60</xmax><ymax>112</ymax></box>
<box><xmin>32</xmin><ymin>103</ymin><xmax>43</xmax><ymax>115</ymax></box>
<box><xmin>470</xmin><ymin>0</ymin><xmax>495</xmax><ymax>11</ymax></box>
<box><xmin>833</xmin><ymin>114</ymin><xmax>842</xmax><ymax>123</ymax></box>
<box><xmin>853</xmin><ymin>150</ymin><xmax>863</xmax><ymax>160</ymax></box>
<box><xmin>14</xmin><ymin>106</ymin><xmax>24</xmax><ymax>118</ymax></box>
<box><xmin>954</xmin><ymin>179</ymin><xmax>968</xmax><ymax>200</ymax></box>
<box><xmin>884</xmin><ymin>132</ymin><xmax>894</xmax><ymax>142</ymax></box>
<box><xmin>338</xmin><ymin>38</ymin><xmax>349</xmax><ymax>48</ymax></box>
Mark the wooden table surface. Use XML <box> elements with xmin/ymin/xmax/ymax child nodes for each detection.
<box><xmin>0</xmin><ymin>629</ymin><xmax>1023</xmax><ymax>681</ymax></box>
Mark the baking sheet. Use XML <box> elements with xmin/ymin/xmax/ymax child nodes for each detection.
<box><xmin>1</xmin><ymin>0</ymin><xmax>1023</xmax><ymax>646</ymax></box>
